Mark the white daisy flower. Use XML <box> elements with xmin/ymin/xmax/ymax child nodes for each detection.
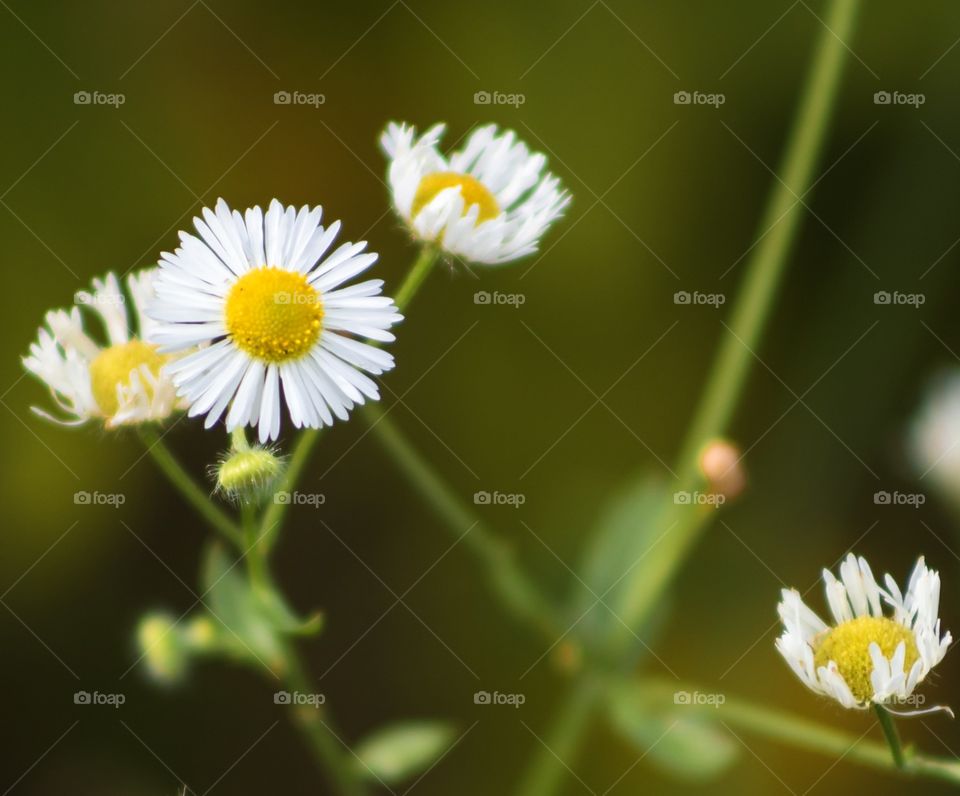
<box><xmin>22</xmin><ymin>270</ymin><xmax>183</xmax><ymax>428</ymax></box>
<box><xmin>909</xmin><ymin>369</ymin><xmax>960</xmax><ymax>500</ymax></box>
<box><xmin>381</xmin><ymin>122</ymin><xmax>570</xmax><ymax>264</ymax></box>
<box><xmin>776</xmin><ymin>554</ymin><xmax>952</xmax><ymax>714</ymax></box>
<box><xmin>148</xmin><ymin>199</ymin><xmax>402</xmax><ymax>443</ymax></box>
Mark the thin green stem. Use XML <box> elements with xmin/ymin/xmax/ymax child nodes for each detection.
<box><xmin>365</xmin><ymin>404</ymin><xmax>558</xmax><ymax>633</ymax></box>
<box><xmin>875</xmin><ymin>704</ymin><xmax>906</xmax><ymax>769</ymax></box>
<box><xmin>517</xmin><ymin>1</ymin><xmax>864</xmax><ymax>793</ymax></box>
<box><xmin>619</xmin><ymin>0</ymin><xmax>864</xmax><ymax>635</ymax></box>
<box><xmin>136</xmin><ymin>426</ymin><xmax>242</xmax><ymax>547</ymax></box>
<box><xmin>280</xmin><ymin>639</ymin><xmax>370</xmax><ymax>796</ymax></box>
<box><xmin>394</xmin><ymin>245</ymin><xmax>440</xmax><ymax>311</ymax></box>
<box><xmin>635</xmin><ymin>680</ymin><xmax>960</xmax><ymax>784</ymax></box>
<box><xmin>259</xmin><ymin>428</ymin><xmax>322</xmax><ymax>553</ymax></box>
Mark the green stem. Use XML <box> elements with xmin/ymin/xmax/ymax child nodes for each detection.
<box><xmin>394</xmin><ymin>245</ymin><xmax>440</xmax><ymax>311</ymax></box>
<box><xmin>875</xmin><ymin>704</ymin><xmax>906</xmax><ymax>769</ymax></box>
<box><xmin>516</xmin><ymin>677</ymin><xmax>600</xmax><ymax>796</ymax></box>
<box><xmin>280</xmin><ymin>639</ymin><xmax>370</xmax><ymax>796</ymax></box>
<box><xmin>517</xmin><ymin>1</ymin><xmax>864</xmax><ymax>793</ymax></box>
<box><xmin>620</xmin><ymin>0</ymin><xmax>865</xmax><ymax>643</ymax></box>
<box><xmin>259</xmin><ymin>428</ymin><xmax>322</xmax><ymax>553</ymax></box>
<box><xmin>636</xmin><ymin>680</ymin><xmax>960</xmax><ymax>784</ymax></box>
<box><xmin>136</xmin><ymin>426</ymin><xmax>243</xmax><ymax>547</ymax></box>
<box><xmin>365</xmin><ymin>404</ymin><xmax>558</xmax><ymax>633</ymax></box>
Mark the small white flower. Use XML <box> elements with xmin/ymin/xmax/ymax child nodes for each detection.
<box><xmin>23</xmin><ymin>270</ymin><xmax>182</xmax><ymax>428</ymax></box>
<box><xmin>381</xmin><ymin>122</ymin><xmax>570</xmax><ymax>264</ymax></box>
<box><xmin>148</xmin><ymin>199</ymin><xmax>402</xmax><ymax>443</ymax></box>
<box><xmin>776</xmin><ymin>554</ymin><xmax>951</xmax><ymax>713</ymax></box>
<box><xmin>909</xmin><ymin>369</ymin><xmax>960</xmax><ymax>499</ymax></box>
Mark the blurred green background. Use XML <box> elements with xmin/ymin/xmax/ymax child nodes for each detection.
<box><xmin>3</xmin><ymin>0</ymin><xmax>960</xmax><ymax>793</ymax></box>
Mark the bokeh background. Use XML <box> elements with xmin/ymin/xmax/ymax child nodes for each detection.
<box><xmin>2</xmin><ymin>1</ymin><xmax>960</xmax><ymax>793</ymax></box>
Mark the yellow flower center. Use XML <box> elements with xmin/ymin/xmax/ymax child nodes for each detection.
<box><xmin>411</xmin><ymin>172</ymin><xmax>500</xmax><ymax>225</ymax></box>
<box><xmin>224</xmin><ymin>267</ymin><xmax>323</xmax><ymax>363</ymax></box>
<box><xmin>814</xmin><ymin>616</ymin><xmax>919</xmax><ymax>702</ymax></box>
<box><xmin>89</xmin><ymin>339</ymin><xmax>167</xmax><ymax>417</ymax></box>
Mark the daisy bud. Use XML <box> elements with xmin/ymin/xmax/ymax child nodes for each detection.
<box><xmin>699</xmin><ymin>439</ymin><xmax>746</xmax><ymax>501</ymax></box>
<box><xmin>214</xmin><ymin>430</ymin><xmax>284</xmax><ymax>504</ymax></box>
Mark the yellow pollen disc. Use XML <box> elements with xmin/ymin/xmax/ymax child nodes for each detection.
<box><xmin>224</xmin><ymin>267</ymin><xmax>323</xmax><ymax>363</ymax></box>
<box><xmin>814</xmin><ymin>616</ymin><xmax>919</xmax><ymax>702</ymax></box>
<box><xmin>89</xmin><ymin>339</ymin><xmax>167</xmax><ymax>417</ymax></box>
<box><xmin>411</xmin><ymin>172</ymin><xmax>500</xmax><ymax>225</ymax></box>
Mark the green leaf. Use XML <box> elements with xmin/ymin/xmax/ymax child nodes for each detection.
<box><xmin>353</xmin><ymin>721</ymin><xmax>455</xmax><ymax>785</ymax></box>
<box><xmin>568</xmin><ymin>476</ymin><xmax>672</xmax><ymax>656</ymax></box>
<box><xmin>199</xmin><ymin>544</ymin><xmax>285</xmax><ymax>671</ymax></box>
<box><xmin>606</xmin><ymin>680</ymin><xmax>738</xmax><ymax>783</ymax></box>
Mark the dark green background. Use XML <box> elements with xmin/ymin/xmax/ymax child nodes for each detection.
<box><xmin>2</xmin><ymin>1</ymin><xmax>960</xmax><ymax>793</ymax></box>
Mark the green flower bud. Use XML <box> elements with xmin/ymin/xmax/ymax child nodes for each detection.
<box><xmin>212</xmin><ymin>428</ymin><xmax>285</xmax><ymax>504</ymax></box>
<box><xmin>137</xmin><ymin>613</ymin><xmax>188</xmax><ymax>684</ymax></box>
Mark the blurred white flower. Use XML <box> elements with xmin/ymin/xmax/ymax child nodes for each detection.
<box><xmin>381</xmin><ymin>122</ymin><xmax>570</xmax><ymax>264</ymax></box>
<box><xmin>909</xmin><ymin>370</ymin><xmax>960</xmax><ymax>498</ymax></box>
<box><xmin>23</xmin><ymin>270</ymin><xmax>183</xmax><ymax>428</ymax></box>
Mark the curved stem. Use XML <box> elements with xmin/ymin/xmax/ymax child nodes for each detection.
<box><xmin>394</xmin><ymin>245</ymin><xmax>440</xmax><ymax>311</ymax></box>
<box><xmin>279</xmin><ymin>639</ymin><xmax>370</xmax><ymax>796</ymax></box>
<box><xmin>136</xmin><ymin>426</ymin><xmax>243</xmax><ymax>547</ymax></box>
<box><xmin>365</xmin><ymin>404</ymin><xmax>558</xmax><ymax>633</ymax></box>
<box><xmin>875</xmin><ymin>704</ymin><xmax>906</xmax><ymax>769</ymax></box>
<box><xmin>517</xmin><ymin>1</ymin><xmax>864</xmax><ymax>793</ymax></box>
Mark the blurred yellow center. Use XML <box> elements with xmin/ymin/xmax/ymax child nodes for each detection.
<box><xmin>814</xmin><ymin>616</ymin><xmax>918</xmax><ymax>702</ymax></box>
<box><xmin>412</xmin><ymin>172</ymin><xmax>500</xmax><ymax>224</ymax></box>
<box><xmin>225</xmin><ymin>267</ymin><xmax>323</xmax><ymax>363</ymax></box>
<box><xmin>90</xmin><ymin>339</ymin><xmax>166</xmax><ymax>417</ymax></box>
